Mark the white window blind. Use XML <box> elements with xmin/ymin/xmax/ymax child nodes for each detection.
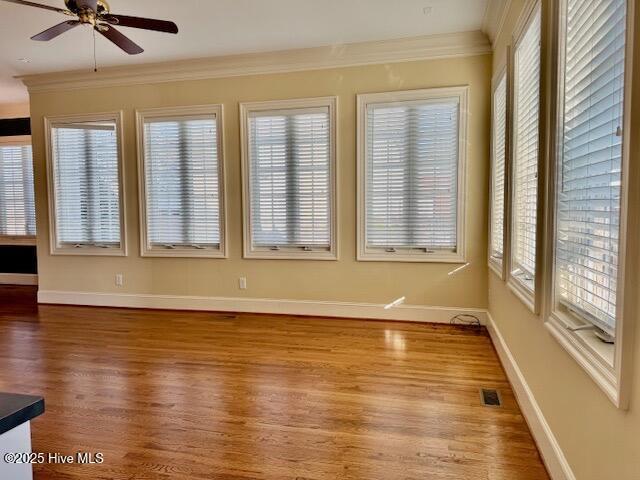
<box><xmin>511</xmin><ymin>7</ymin><xmax>541</xmax><ymax>290</ymax></box>
<box><xmin>248</xmin><ymin>108</ymin><xmax>331</xmax><ymax>250</ymax></box>
<box><xmin>0</xmin><ymin>144</ymin><xmax>35</xmax><ymax>237</ymax></box>
<box><xmin>365</xmin><ymin>99</ymin><xmax>459</xmax><ymax>252</ymax></box>
<box><xmin>51</xmin><ymin>122</ymin><xmax>121</xmax><ymax>247</ymax></box>
<box><xmin>143</xmin><ymin>116</ymin><xmax>221</xmax><ymax>250</ymax></box>
<box><xmin>490</xmin><ymin>74</ymin><xmax>507</xmax><ymax>262</ymax></box>
<box><xmin>555</xmin><ymin>0</ymin><xmax>626</xmax><ymax>334</ymax></box>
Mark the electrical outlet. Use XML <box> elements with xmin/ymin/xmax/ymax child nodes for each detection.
<box><xmin>115</xmin><ymin>273</ymin><xmax>123</xmax><ymax>287</ymax></box>
<box><xmin>239</xmin><ymin>277</ymin><xmax>247</xmax><ymax>290</ymax></box>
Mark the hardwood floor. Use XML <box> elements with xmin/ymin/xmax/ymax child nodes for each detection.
<box><xmin>0</xmin><ymin>286</ymin><xmax>549</xmax><ymax>479</ymax></box>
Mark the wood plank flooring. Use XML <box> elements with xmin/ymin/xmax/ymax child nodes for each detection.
<box><xmin>0</xmin><ymin>286</ymin><xmax>549</xmax><ymax>479</ymax></box>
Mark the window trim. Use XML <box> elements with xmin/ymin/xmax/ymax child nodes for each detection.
<box><xmin>506</xmin><ymin>0</ymin><xmax>545</xmax><ymax>313</ymax></box>
<box><xmin>0</xmin><ymin>135</ymin><xmax>36</xmax><ymax>246</ymax></box>
<box><xmin>542</xmin><ymin>0</ymin><xmax>637</xmax><ymax>409</ymax></box>
<box><xmin>239</xmin><ymin>96</ymin><xmax>338</xmax><ymax>260</ymax></box>
<box><xmin>488</xmin><ymin>66</ymin><xmax>510</xmax><ymax>279</ymax></box>
<box><xmin>135</xmin><ymin>105</ymin><xmax>227</xmax><ymax>258</ymax></box>
<box><xmin>44</xmin><ymin>111</ymin><xmax>127</xmax><ymax>256</ymax></box>
<box><xmin>356</xmin><ymin>87</ymin><xmax>468</xmax><ymax>263</ymax></box>
<box><xmin>0</xmin><ymin>135</ymin><xmax>31</xmax><ymax>146</ymax></box>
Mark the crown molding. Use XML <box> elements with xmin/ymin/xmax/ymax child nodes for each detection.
<box><xmin>482</xmin><ymin>0</ymin><xmax>512</xmax><ymax>45</ymax></box>
<box><xmin>18</xmin><ymin>30</ymin><xmax>491</xmax><ymax>94</ymax></box>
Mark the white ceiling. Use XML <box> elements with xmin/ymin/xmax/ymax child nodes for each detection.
<box><xmin>0</xmin><ymin>0</ymin><xmax>488</xmax><ymax>105</ymax></box>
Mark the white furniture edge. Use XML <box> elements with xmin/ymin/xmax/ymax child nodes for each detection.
<box><xmin>37</xmin><ymin>289</ymin><xmax>487</xmax><ymax>325</ymax></box>
<box><xmin>0</xmin><ymin>274</ymin><xmax>38</xmax><ymax>286</ymax></box>
<box><xmin>0</xmin><ymin>422</ymin><xmax>32</xmax><ymax>480</ymax></box>
<box><xmin>485</xmin><ymin>312</ymin><xmax>576</xmax><ymax>480</ymax></box>
<box><xmin>18</xmin><ymin>31</ymin><xmax>491</xmax><ymax>94</ymax></box>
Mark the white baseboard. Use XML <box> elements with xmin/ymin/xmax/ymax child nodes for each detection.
<box><xmin>37</xmin><ymin>289</ymin><xmax>487</xmax><ymax>325</ymax></box>
<box><xmin>0</xmin><ymin>273</ymin><xmax>38</xmax><ymax>286</ymax></box>
<box><xmin>486</xmin><ymin>312</ymin><xmax>576</xmax><ymax>480</ymax></box>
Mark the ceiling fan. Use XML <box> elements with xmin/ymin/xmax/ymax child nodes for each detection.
<box><xmin>1</xmin><ymin>0</ymin><xmax>178</xmax><ymax>55</ymax></box>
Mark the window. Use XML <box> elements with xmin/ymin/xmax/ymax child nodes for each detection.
<box><xmin>544</xmin><ymin>0</ymin><xmax>632</xmax><ymax>407</ymax></box>
<box><xmin>489</xmin><ymin>72</ymin><xmax>508</xmax><ymax>274</ymax></box>
<box><xmin>553</xmin><ymin>0</ymin><xmax>627</xmax><ymax>340</ymax></box>
<box><xmin>509</xmin><ymin>4</ymin><xmax>541</xmax><ymax>304</ymax></box>
<box><xmin>0</xmin><ymin>140</ymin><xmax>35</xmax><ymax>244</ymax></box>
<box><xmin>540</xmin><ymin>0</ymin><xmax>636</xmax><ymax>408</ymax></box>
<box><xmin>240</xmin><ymin>97</ymin><xmax>337</xmax><ymax>260</ymax></box>
<box><xmin>137</xmin><ymin>106</ymin><xmax>226</xmax><ymax>257</ymax></box>
<box><xmin>45</xmin><ymin>113</ymin><xmax>126</xmax><ymax>255</ymax></box>
<box><xmin>357</xmin><ymin>87</ymin><xmax>467</xmax><ymax>262</ymax></box>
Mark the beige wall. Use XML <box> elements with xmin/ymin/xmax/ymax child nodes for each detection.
<box><xmin>0</xmin><ymin>102</ymin><xmax>29</xmax><ymax>119</ymax></box>
<box><xmin>488</xmin><ymin>1</ymin><xmax>640</xmax><ymax>479</ymax></box>
<box><xmin>29</xmin><ymin>54</ymin><xmax>491</xmax><ymax>308</ymax></box>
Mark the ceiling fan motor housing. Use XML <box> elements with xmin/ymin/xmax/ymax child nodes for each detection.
<box><xmin>64</xmin><ymin>0</ymin><xmax>110</xmax><ymax>24</ymax></box>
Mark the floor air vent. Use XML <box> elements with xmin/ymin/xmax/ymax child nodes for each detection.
<box><xmin>480</xmin><ymin>388</ymin><xmax>502</xmax><ymax>407</ymax></box>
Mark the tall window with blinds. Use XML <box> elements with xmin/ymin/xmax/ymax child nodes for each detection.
<box><xmin>0</xmin><ymin>143</ymin><xmax>35</xmax><ymax>239</ymax></box>
<box><xmin>138</xmin><ymin>106</ymin><xmax>225</xmax><ymax>257</ymax></box>
<box><xmin>510</xmin><ymin>5</ymin><xmax>541</xmax><ymax>296</ymax></box>
<box><xmin>489</xmin><ymin>73</ymin><xmax>508</xmax><ymax>271</ymax></box>
<box><xmin>553</xmin><ymin>0</ymin><xmax>627</xmax><ymax>339</ymax></box>
<box><xmin>357</xmin><ymin>87</ymin><xmax>467</xmax><ymax>262</ymax></box>
<box><xmin>46</xmin><ymin>114</ymin><xmax>125</xmax><ymax>254</ymax></box>
<box><xmin>241</xmin><ymin>98</ymin><xmax>336</xmax><ymax>259</ymax></box>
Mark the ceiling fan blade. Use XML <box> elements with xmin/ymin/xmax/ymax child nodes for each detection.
<box><xmin>101</xmin><ymin>14</ymin><xmax>178</xmax><ymax>34</ymax></box>
<box><xmin>0</xmin><ymin>0</ymin><xmax>70</xmax><ymax>14</ymax></box>
<box><xmin>31</xmin><ymin>20</ymin><xmax>80</xmax><ymax>41</ymax></box>
<box><xmin>96</xmin><ymin>24</ymin><xmax>143</xmax><ymax>55</ymax></box>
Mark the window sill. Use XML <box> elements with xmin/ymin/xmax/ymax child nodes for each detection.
<box><xmin>50</xmin><ymin>246</ymin><xmax>126</xmax><ymax>257</ymax></box>
<box><xmin>0</xmin><ymin>236</ymin><xmax>36</xmax><ymax>246</ymax></box>
<box><xmin>244</xmin><ymin>248</ymin><xmax>337</xmax><ymax>260</ymax></box>
<box><xmin>357</xmin><ymin>249</ymin><xmax>465</xmax><ymax>263</ymax></box>
<box><xmin>506</xmin><ymin>275</ymin><xmax>537</xmax><ymax>313</ymax></box>
<box><xmin>545</xmin><ymin>311</ymin><xmax>621</xmax><ymax>407</ymax></box>
<box><xmin>141</xmin><ymin>246</ymin><xmax>226</xmax><ymax>258</ymax></box>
